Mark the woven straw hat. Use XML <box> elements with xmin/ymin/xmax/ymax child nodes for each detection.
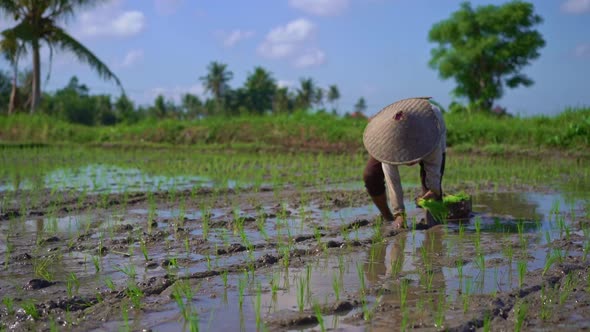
<box><xmin>363</xmin><ymin>97</ymin><xmax>442</xmax><ymax>165</ymax></box>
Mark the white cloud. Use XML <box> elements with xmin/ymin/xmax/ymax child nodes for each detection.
<box><xmin>561</xmin><ymin>0</ymin><xmax>590</xmax><ymax>14</ymax></box>
<box><xmin>75</xmin><ymin>1</ymin><xmax>146</xmax><ymax>38</ymax></box>
<box><xmin>154</xmin><ymin>0</ymin><xmax>184</xmax><ymax>16</ymax></box>
<box><xmin>288</xmin><ymin>0</ymin><xmax>350</xmax><ymax>16</ymax></box>
<box><xmin>574</xmin><ymin>43</ymin><xmax>590</xmax><ymax>58</ymax></box>
<box><xmin>294</xmin><ymin>49</ymin><xmax>326</xmax><ymax>68</ymax></box>
<box><xmin>258</xmin><ymin>18</ymin><xmax>315</xmax><ymax>58</ymax></box>
<box><xmin>221</xmin><ymin>29</ymin><xmax>255</xmax><ymax>48</ymax></box>
<box><xmin>148</xmin><ymin>84</ymin><xmax>205</xmax><ymax>103</ymax></box>
<box><xmin>277</xmin><ymin>80</ymin><xmax>295</xmax><ymax>88</ymax></box>
<box><xmin>121</xmin><ymin>49</ymin><xmax>144</xmax><ymax>67</ymax></box>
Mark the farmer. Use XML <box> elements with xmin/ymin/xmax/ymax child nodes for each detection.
<box><xmin>362</xmin><ymin>97</ymin><xmax>446</xmax><ymax>229</ymax></box>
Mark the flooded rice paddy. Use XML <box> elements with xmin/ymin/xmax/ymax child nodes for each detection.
<box><xmin>0</xmin><ymin>147</ymin><xmax>589</xmax><ymax>331</ymax></box>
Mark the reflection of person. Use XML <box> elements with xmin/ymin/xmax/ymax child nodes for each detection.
<box><xmin>362</xmin><ymin>97</ymin><xmax>446</xmax><ymax>229</ymax></box>
<box><xmin>364</xmin><ymin>228</ymin><xmax>448</xmax><ymax>323</ymax></box>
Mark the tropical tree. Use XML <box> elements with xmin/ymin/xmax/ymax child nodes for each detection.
<box><xmin>0</xmin><ymin>28</ymin><xmax>26</xmax><ymax>114</ymax></box>
<box><xmin>428</xmin><ymin>1</ymin><xmax>545</xmax><ymax>111</ymax></box>
<box><xmin>199</xmin><ymin>61</ymin><xmax>233</xmax><ymax>115</ymax></box>
<box><xmin>295</xmin><ymin>77</ymin><xmax>317</xmax><ymax>110</ymax></box>
<box><xmin>314</xmin><ymin>87</ymin><xmax>324</xmax><ymax>108</ymax></box>
<box><xmin>272</xmin><ymin>87</ymin><xmax>293</xmax><ymax>114</ymax></box>
<box><xmin>327</xmin><ymin>84</ymin><xmax>340</xmax><ymax>112</ymax></box>
<box><xmin>181</xmin><ymin>93</ymin><xmax>202</xmax><ymax>119</ymax></box>
<box><xmin>0</xmin><ymin>0</ymin><xmax>124</xmax><ymax>113</ymax></box>
<box><xmin>0</xmin><ymin>70</ymin><xmax>10</xmax><ymax>113</ymax></box>
<box><xmin>244</xmin><ymin>66</ymin><xmax>276</xmax><ymax>114</ymax></box>
<box><xmin>354</xmin><ymin>97</ymin><xmax>367</xmax><ymax>114</ymax></box>
<box><xmin>114</xmin><ymin>93</ymin><xmax>136</xmax><ymax>123</ymax></box>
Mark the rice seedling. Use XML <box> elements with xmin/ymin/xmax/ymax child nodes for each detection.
<box><xmin>332</xmin><ymin>272</ymin><xmax>341</xmax><ymax>301</ymax></box>
<box><xmin>21</xmin><ymin>300</ymin><xmax>40</xmax><ymax>320</ymax></box>
<box><xmin>254</xmin><ymin>283</ymin><xmax>262</xmax><ymax>330</ymax></box>
<box><xmin>539</xmin><ymin>286</ymin><xmax>553</xmax><ymax>321</ymax></box>
<box><xmin>2</xmin><ymin>296</ymin><xmax>14</xmax><ymax>315</ymax></box>
<box><xmin>559</xmin><ymin>273</ymin><xmax>574</xmax><ymax>305</ymax></box>
<box><xmin>400</xmin><ymin>279</ymin><xmax>409</xmax><ymax>309</ymax></box>
<box><xmin>139</xmin><ymin>238</ymin><xmax>149</xmax><ymax>261</ymax></box>
<box><xmin>462</xmin><ymin>278</ymin><xmax>473</xmax><ymax>313</ymax></box>
<box><xmin>313</xmin><ymin>301</ymin><xmax>325</xmax><ymax>332</ymax></box>
<box><xmin>92</xmin><ymin>255</ymin><xmax>101</xmax><ymax>273</ymax></box>
<box><xmin>296</xmin><ymin>276</ymin><xmax>306</xmax><ymax>312</ymax></box>
<box><xmin>115</xmin><ymin>264</ymin><xmax>137</xmax><ymax>280</ymax></box>
<box><xmin>475</xmin><ymin>253</ymin><xmax>486</xmax><ymax>276</ymax></box>
<box><xmin>66</xmin><ymin>272</ymin><xmax>80</xmax><ymax>298</ymax></box>
<box><xmin>517</xmin><ymin>260</ymin><xmax>527</xmax><ymax>288</ymax></box>
<box><xmin>238</xmin><ymin>276</ymin><xmax>246</xmax><ymax>309</ymax></box>
<box><xmin>120</xmin><ymin>300</ymin><xmax>130</xmax><ymax>331</ymax></box>
<box><xmin>126</xmin><ymin>282</ymin><xmax>144</xmax><ymax>309</ymax></box>
<box><xmin>434</xmin><ymin>294</ymin><xmax>446</xmax><ymax>329</ymax></box>
<box><xmin>33</xmin><ymin>257</ymin><xmax>53</xmax><ymax>281</ymax></box>
<box><xmin>514</xmin><ymin>300</ymin><xmax>528</xmax><ymax>332</ymax></box>
<box><xmin>356</xmin><ymin>262</ymin><xmax>366</xmax><ymax>295</ymax></box>
<box><xmin>105</xmin><ymin>277</ymin><xmax>116</xmax><ymax>291</ymax></box>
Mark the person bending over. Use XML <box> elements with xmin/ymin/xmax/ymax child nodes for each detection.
<box><xmin>362</xmin><ymin>97</ymin><xmax>446</xmax><ymax>229</ymax></box>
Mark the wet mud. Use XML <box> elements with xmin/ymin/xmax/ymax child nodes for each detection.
<box><xmin>0</xmin><ymin>184</ymin><xmax>589</xmax><ymax>331</ymax></box>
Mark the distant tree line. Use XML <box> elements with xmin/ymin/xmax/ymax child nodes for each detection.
<box><xmin>0</xmin><ymin>61</ymin><xmax>371</xmax><ymax>125</ymax></box>
<box><xmin>1</xmin><ymin>0</ymin><xmax>547</xmax><ymax>124</ymax></box>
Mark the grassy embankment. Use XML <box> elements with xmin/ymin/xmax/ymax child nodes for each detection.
<box><xmin>1</xmin><ymin>107</ymin><xmax>589</xmax><ymax>155</ymax></box>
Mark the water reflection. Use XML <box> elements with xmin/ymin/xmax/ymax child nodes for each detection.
<box><xmin>364</xmin><ymin>227</ymin><xmax>447</xmax><ymax>327</ymax></box>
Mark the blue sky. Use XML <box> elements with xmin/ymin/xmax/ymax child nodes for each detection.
<box><xmin>1</xmin><ymin>0</ymin><xmax>589</xmax><ymax>116</ymax></box>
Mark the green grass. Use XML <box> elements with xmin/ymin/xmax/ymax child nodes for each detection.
<box><xmin>1</xmin><ymin>106</ymin><xmax>589</xmax><ymax>152</ymax></box>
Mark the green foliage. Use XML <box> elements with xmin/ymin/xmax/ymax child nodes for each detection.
<box><xmin>1</xmin><ymin>106</ymin><xmax>590</xmax><ymax>153</ymax></box>
<box><xmin>0</xmin><ymin>70</ymin><xmax>10</xmax><ymax>113</ymax></box>
<box><xmin>0</xmin><ymin>0</ymin><xmax>123</xmax><ymax>112</ymax></box>
<box><xmin>428</xmin><ymin>1</ymin><xmax>545</xmax><ymax>110</ymax></box>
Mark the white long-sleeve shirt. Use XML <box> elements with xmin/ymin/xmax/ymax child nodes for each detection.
<box><xmin>381</xmin><ymin>104</ymin><xmax>446</xmax><ymax>214</ymax></box>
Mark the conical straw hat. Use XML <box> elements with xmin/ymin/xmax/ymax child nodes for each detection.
<box><xmin>363</xmin><ymin>97</ymin><xmax>442</xmax><ymax>165</ymax></box>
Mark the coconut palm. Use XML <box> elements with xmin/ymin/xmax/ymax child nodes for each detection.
<box><xmin>0</xmin><ymin>0</ymin><xmax>124</xmax><ymax>113</ymax></box>
<box><xmin>0</xmin><ymin>28</ymin><xmax>26</xmax><ymax>114</ymax></box>
<box><xmin>354</xmin><ymin>97</ymin><xmax>367</xmax><ymax>114</ymax></box>
<box><xmin>199</xmin><ymin>61</ymin><xmax>233</xmax><ymax>115</ymax></box>
<box><xmin>295</xmin><ymin>77</ymin><xmax>316</xmax><ymax>110</ymax></box>
<box><xmin>327</xmin><ymin>84</ymin><xmax>340</xmax><ymax>112</ymax></box>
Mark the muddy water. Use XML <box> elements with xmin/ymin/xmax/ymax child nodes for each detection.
<box><xmin>0</xmin><ymin>182</ymin><xmax>589</xmax><ymax>331</ymax></box>
<box><xmin>0</xmin><ymin>164</ymin><xmax>249</xmax><ymax>193</ymax></box>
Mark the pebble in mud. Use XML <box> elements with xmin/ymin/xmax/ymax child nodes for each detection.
<box><xmin>23</xmin><ymin>279</ymin><xmax>56</xmax><ymax>290</ymax></box>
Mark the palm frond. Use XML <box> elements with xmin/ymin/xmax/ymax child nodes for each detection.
<box><xmin>47</xmin><ymin>25</ymin><xmax>124</xmax><ymax>93</ymax></box>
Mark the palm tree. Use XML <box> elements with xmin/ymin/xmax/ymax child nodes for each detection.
<box><xmin>181</xmin><ymin>93</ymin><xmax>202</xmax><ymax>119</ymax></box>
<box><xmin>295</xmin><ymin>77</ymin><xmax>316</xmax><ymax>110</ymax></box>
<box><xmin>327</xmin><ymin>84</ymin><xmax>340</xmax><ymax>113</ymax></box>
<box><xmin>314</xmin><ymin>87</ymin><xmax>324</xmax><ymax>108</ymax></box>
<box><xmin>199</xmin><ymin>61</ymin><xmax>233</xmax><ymax>115</ymax></box>
<box><xmin>0</xmin><ymin>0</ymin><xmax>124</xmax><ymax>113</ymax></box>
<box><xmin>354</xmin><ymin>97</ymin><xmax>367</xmax><ymax>114</ymax></box>
<box><xmin>244</xmin><ymin>66</ymin><xmax>276</xmax><ymax>114</ymax></box>
<box><xmin>0</xmin><ymin>28</ymin><xmax>26</xmax><ymax>114</ymax></box>
<box><xmin>272</xmin><ymin>87</ymin><xmax>293</xmax><ymax>114</ymax></box>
